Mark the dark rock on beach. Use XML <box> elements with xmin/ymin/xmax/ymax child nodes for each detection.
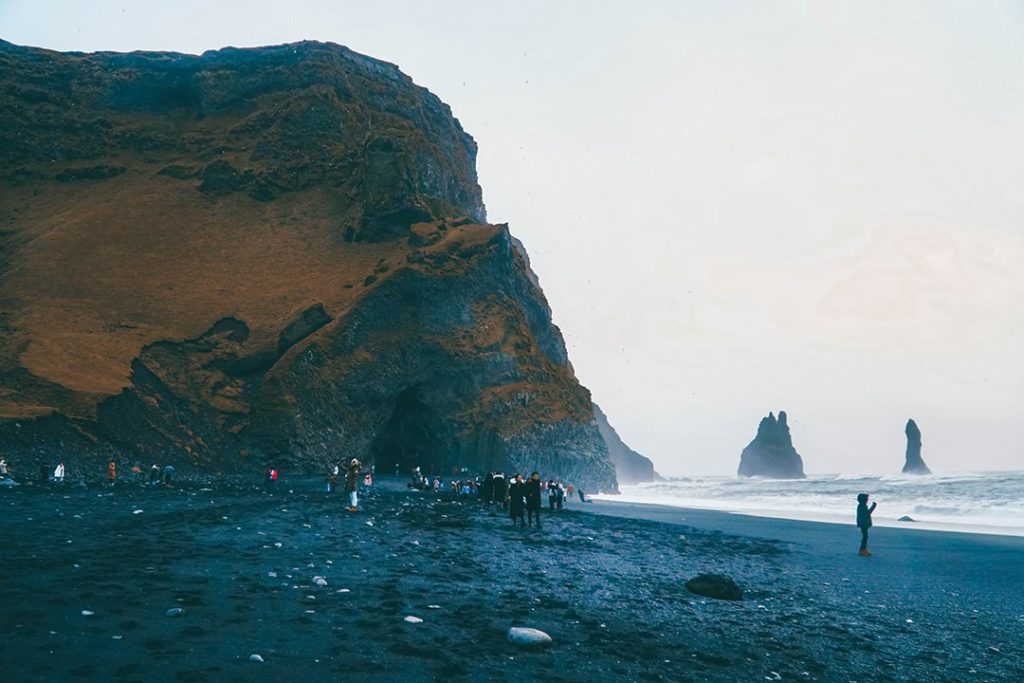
<box><xmin>902</xmin><ymin>419</ymin><xmax>931</xmax><ymax>475</ymax></box>
<box><xmin>737</xmin><ymin>411</ymin><xmax>806</xmax><ymax>479</ymax></box>
<box><xmin>0</xmin><ymin>40</ymin><xmax>637</xmax><ymax>490</ymax></box>
<box><xmin>685</xmin><ymin>573</ymin><xmax>744</xmax><ymax>601</ymax></box>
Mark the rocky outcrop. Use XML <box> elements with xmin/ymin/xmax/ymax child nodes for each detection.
<box><xmin>593</xmin><ymin>404</ymin><xmax>658</xmax><ymax>484</ymax></box>
<box><xmin>0</xmin><ymin>40</ymin><xmax>621</xmax><ymax>490</ymax></box>
<box><xmin>737</xmin><ymin>411</ymin><xmax>806</xmax><ymax>479</ymax></box>
<box><xmin>902</xmin><ymin>419</ymin><xmax>931</xmax><ymax>475</ymax></box>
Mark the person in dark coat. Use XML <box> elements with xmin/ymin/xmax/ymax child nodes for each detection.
<box><xmin>342</xmin><ymin>458</ymin><xmax>361</xmax><ymax>512</ymax></box>
<box><xmin>481</xmin><ymin>472</ymin><xmax>495</xmax><ymax>509</ymax></box>
<box><xmin>525</xmin><ymin>472</ymin><xmax>543</xmax><ymax>528</ymax></box>
<box><xmin>507</xmin><ymin>473</ymin><xmax>526</xmax><ymax>528</ymax></box>
<box><xmin>492</xmin><ymin>472</ymin><xmax>508</xmax><ymax>512</ymax></box>
<box><xmin>856</xmin><ymin>493</ymin><xmax>877</xmax><ymax>556</ymax></box>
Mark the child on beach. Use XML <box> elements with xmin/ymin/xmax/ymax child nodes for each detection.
<box><xmin>856</xmin><ymin>493</ymin><xmax>877</xmax><ymax>556</ymax></box>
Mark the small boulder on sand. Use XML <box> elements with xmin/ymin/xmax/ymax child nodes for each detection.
<box><xmin>507</xmin><ymin>627</ymin><xmax>553</xmax><ymax>647</ymax></box>
<box><xmin>685</xmin><ymin>574</ymin><xmax>744</xmax><ymax>601</ymax></box>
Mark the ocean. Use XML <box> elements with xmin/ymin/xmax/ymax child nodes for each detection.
<box><xmin>595</xmin><ymin>470</ymin><xmax>1024</xmax><ymax>537</ymax></box>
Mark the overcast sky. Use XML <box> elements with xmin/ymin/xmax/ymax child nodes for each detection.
<box><xmin>4</xmin><ymin>0</ymin><xmax>1023</xmax><ymax>475</ymax></box>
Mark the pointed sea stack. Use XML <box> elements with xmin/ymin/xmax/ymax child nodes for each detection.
<box><xmin>902</xmin><ymin>419</ymin><xmax>931</xmax><ymax>475</ymax></box>
<box><xmin>737</xmin><ymin>411</ymin><xmax>806</xmax><ymax>479</ymax></box>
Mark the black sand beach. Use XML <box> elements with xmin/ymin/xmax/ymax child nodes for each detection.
<box><xmin>1</xmin><ymin>477</ymin><xmax>1022</xmax><ymax>682</ymax></box>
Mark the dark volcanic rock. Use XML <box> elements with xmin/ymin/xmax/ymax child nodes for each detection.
<box><xmin>0</xmin><ymin>40</ymin><xmax>620</xmax><ymax>491</ymax></box>
<box><xmin>685</xmin><ymin>574</ymin><xmax>744</xmax><ymax>601</ymax></box>
<box><xmin>594</xmin><ymin>404</ymin><xmax>658</xmax><ymax>484</ymax></box>
<box><xmin>737</xmin><ymin>411</ymin><xmax>806</xmax><ymax>479</ymax></box>
<box><xmin>902</xmin><ymin>419</ymin><xmax>931</xmax><ymax>475</ymax></box>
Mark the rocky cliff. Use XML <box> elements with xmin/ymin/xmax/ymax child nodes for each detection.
<box><xmin>0</xmin><ymin>40</ymin><xmax>628</xmax><ymax>490</ymax></box>
<box><xmin>737</xmin><ymin>411</ymin><xmax>806</xmax><ymax>479</ymax></box>
<box><xmin>902</xmin><ymin>419</ymin><xmax>931</xmax><ymax>475</ymax></box>
<box><xmin>593</xmin><ymin>405</ymin><xmax>658</xmax><ymax>484</ymax></box>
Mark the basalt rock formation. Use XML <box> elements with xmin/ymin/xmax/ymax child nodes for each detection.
<box><xmin>594</xmin><ymin>404</ymin><xmax>658</xmax><ymax>484</ymax></box>
<box><xmin>902</xmin><ymin>419</ymin><xmax>931</xmax><ymax>475</ymax></box>
<box><xmin>0</xmin><ymin>40</ymin><xmax>631</xmax><ymax>490</ymax></box>
<box><xmin>737</xmin><ymin>411</ymin><xmax>806</xmax><ymax>479</ymax></box>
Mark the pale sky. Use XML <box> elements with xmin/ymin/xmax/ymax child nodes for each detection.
<box><xmin>3</xmin><ymin>1</ymin><xmax>1023</xmax><ymax>475</ymax></box>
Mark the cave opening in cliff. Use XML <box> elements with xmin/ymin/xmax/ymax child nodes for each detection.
<box><xmin>369</xmin><ymin>386</ymin><xmax>454</xmax><ymax>476</ymax></box>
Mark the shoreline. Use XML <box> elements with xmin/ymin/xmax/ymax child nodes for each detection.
<box><xmin>590</xmin><ymin>492</ymin><xmax>1024</xmax><ymax>538</ymax></box>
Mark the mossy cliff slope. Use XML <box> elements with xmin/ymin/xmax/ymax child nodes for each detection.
<box><xmin>0</xmin><ymin>40</ymin><xmax>635</xmax><ymax>489</ymax></box>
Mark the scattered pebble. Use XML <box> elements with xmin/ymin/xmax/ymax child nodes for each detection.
<box><xmin>313</xmin><ymin>576</ymin><xmax>327</xmax><ymax>587</ymax></box>
<box><xmin>165</xmin><ymin>608</ymin><xmax>185</xmax><ymax>617</ymax></box>
<box><xmin>249</xmin><ymin>654</ymin><xmax>264</xmax><ymax>663</ymax></box>
<box><xmin>132</xmin><ymin>510</ymin><xmax>144</xmax><ymax>515</ymax></box>
<box><xmin>404</xmin><ymin>615</ymin><xmax>423</xmax><ymax>624</ymax></box>
<box><xmin>81</xmin><ymin>610</ymin><xmax>94</xmax><ymax>616</ymax></box>
<box><xmin>428</xmin><ymin>604</ymin><xmax>440</xmax><ymax>609</ymax></box>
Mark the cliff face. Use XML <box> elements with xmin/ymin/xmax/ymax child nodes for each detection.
<box><xmin>737</xmin><ymin>411</ymin><xmax>806</xmax><ymax>479</ymax></box>
<box><xmin>593</xmin><ymin>405</ymin><xmax>658</xmax><ymax>484</ymax></box>
<box><xmin>902</xmin><ymin>419</ymin><xmax>931</xmax><ymax>475</ymax></box>
<box><xmin>0</xmin><ymin>40</ymin><xmax>621</xmax><ymax>490</ymax></box>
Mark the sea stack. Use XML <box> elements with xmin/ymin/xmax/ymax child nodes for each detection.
<box><xmin>902</xmin><ymin>419</ymin><xmax>931</xmax><ymax>475</ymax></box>
<box><xmin>737</xmin><ymin>411</ymin><xmax>806</xmax><ymax>479</ymax></box>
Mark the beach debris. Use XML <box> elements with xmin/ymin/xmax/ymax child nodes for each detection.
<box><xmin>81</xmin><ymin>610</ymin><xmax>95</xmax><ymax>616</ymax></box>
<box><xmin>312</xmin><ymin>576</ymin><xmax>328</xmax><ymax>587</ymax></box>
<box><xmin>403</xmin><ymin>615</ymin><xmax>423</xmax><ymax>624</ymax></box>
<box><xmin>507</xmin><ymin>627</ymin><xmax>553</xmax><ymax>647</ymax></box>
<box><xmin>249</xmin><ymin>654</ymin><xmax>265</xmax><ymax>663</ymax></box>
<box><xmin>165</xmin><ymin>608</ymin><xmax>185</xmax><ymax>617</ymax></box>
<box><xmin>898</xmin><ymin>515</ymin><xmax>917</xmax><ymax>522</ymax></box>
<box><xmin>685</xmin><ymin>574</ymin><xmax>744</xmax><ymax>601</ymax></box>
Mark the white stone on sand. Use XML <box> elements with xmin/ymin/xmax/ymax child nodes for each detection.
<box><xmin>404</xmin><ymin>615</ymin><xmax>423</xmax><ymax>624</ymax></box>
<box><xmin>507</xmin><ymin>627</ymin><xmax>552</xmax><ymax>646</ymax></box>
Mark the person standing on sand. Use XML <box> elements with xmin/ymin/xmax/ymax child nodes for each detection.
<box><xmin>491</xmin><ymin>472</ymin><xmax>507</xmax><ymax>512</ymax></box>
<box><xmin>508</xmin><ymin>473</ymin><xmax>527</xmax><ymax>528</ymax></box>
<box><xmin>0</xmin><ymin>457</ymin><xmax>9</xmax><ymax>480</ymax></box>
<box><xmin>54</xmin><ymin>461</ymin><xmax>65</xmax><ymax>483</ymax></box>
<box><xmin>149</xmin><ymin>464</ymin><xmax>161</xmax><ymax>487</ymax></box>
<box><xmin>525</xmin><ymin>472</ymin><xmax>543</xmax><ymax>529</ymax></box>
<box><xmin>342</xmin><ymin>458</ymin><xmax>361</xmax><ymax>512</ymax></box>
<box><xmin>548</xmin><ymin>479</ymin><xmax>558</xmax><ymax>511</ymax></box>
<box><xmin>108</xmin><ymin>460</ymin><xmax>117</xmax><ymax>484</ymax></box>
<box><xmin>856</xmin><ymin>493</ymin><xmax>877</xmax><ymax>556</ymax></box>
<box><xmin>327</xmin><ymin>463</ymin><xmax>339</xmax><ymax>493</ymax></box>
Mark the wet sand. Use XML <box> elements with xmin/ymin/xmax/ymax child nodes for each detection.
<box><xmin>1</xmin><ymin>476</ymin><xmax>1022</xmax><ymax>682</ymax></box>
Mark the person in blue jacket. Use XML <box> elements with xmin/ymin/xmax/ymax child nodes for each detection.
<box><xmin>856</xmin><ymin>493</ymin><xmax>877</xmax><ymax>556</ymax></box>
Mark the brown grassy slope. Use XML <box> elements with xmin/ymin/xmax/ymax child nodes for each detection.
<box><xmin>1</xmin><ymin>177</ymin><xmax>404</xmax><ymax>417</ymax></box>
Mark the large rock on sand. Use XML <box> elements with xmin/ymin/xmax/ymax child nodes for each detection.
<box><xmin>685</xmin><ymin>574</ymin><xmax>744</xmax><ymax>601</ymax></box>
<box><xmin>0</xmin><ymin>40</ymin><xmax>622</xmax><ymax>491</ymax></box>
<box><xmin>508</xmin><ymin>627</ymin><xmax>553</xmax><ymax>647</ymax></box>
<box><xmin>737</xmin><ymin>411</ymin><xmax>806</xmax><ymax>479</ymax></box>
<box><xmin>902</xmin><ymin>419</ymin><xmax>931</xmax><ymax>475</ymax></box>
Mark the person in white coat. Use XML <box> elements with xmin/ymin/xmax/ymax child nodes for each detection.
<box><xmin>54</xmin><ymin>461</ymin><xmax>65</xmax><ymax>483</ymax></box>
